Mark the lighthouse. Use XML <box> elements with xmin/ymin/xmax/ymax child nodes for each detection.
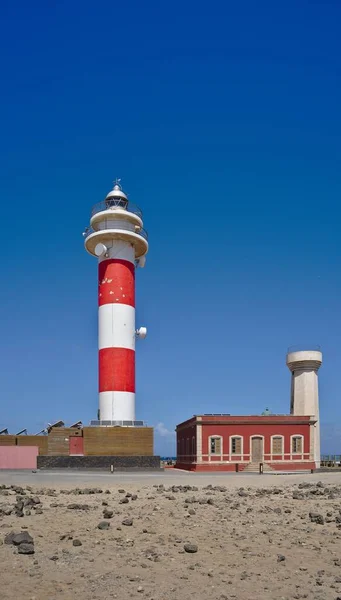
<box><xmin>84</xmin><ymin>180</ymin><xmax>148</xmax><ymax>424</ymax></box>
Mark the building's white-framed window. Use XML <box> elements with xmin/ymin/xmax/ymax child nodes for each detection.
<box><xmin>230</xmin><ymin>435</ymin><xmax>243</xmax><ymax>455</ymax></box>
<box><xmin>291</xmin><ymin>435</ymin><xmax>303</xmax><ymax>454</ymax></box>
<box><xmin>192</xmin><ymin>436</ymin><xmax>195</xmax><ymax>456</ymax></box>
<box><xmin>271</xmin><ymin>435</ymin><xmax>284</xmax><ymax>455</ymax></box>
<box><xmin>209</xmin><ymin>435</ymin><xmax>223</xmax><ymax>455</ymax></box>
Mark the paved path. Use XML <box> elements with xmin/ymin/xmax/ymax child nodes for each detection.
<box><xmin>0</xmin><ymin>469</ymin><xmax>341</xmax><ymax>488</ymax></box>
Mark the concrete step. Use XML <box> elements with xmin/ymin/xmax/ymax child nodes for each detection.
<box><xmin>242</xmin><ymin>462</ymin><xmax>274</xmax><ymax>473</ymax></box>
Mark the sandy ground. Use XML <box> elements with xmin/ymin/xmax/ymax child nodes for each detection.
<box><xmin>1</xmin><ymin>471</ymin><xmax>341</xmax><ymax>600</ymax></box>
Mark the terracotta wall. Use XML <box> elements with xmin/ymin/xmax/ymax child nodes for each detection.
<box><xmin>200</xmin><ymin>423</ymin><xmax>311</xmax><ymax>460</ymax></box>
<box><xmin>177</xmin><ymin>421</ymin><xmax>311</xmax><ymax>463</ymax></box>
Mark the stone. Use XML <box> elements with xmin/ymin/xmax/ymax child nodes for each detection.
<box><xmin>35</xmin><ymin>509</ymin><xmax>43</xmax><ymax>515</ymax></box>
<box><xmin>17</xmin><ymin>543</ymin><xmax>35</xmax><ymax>555</ymax></box>
<box><xmin>4</xmin><ymin>532</ymin><xmax>17</xmax><ymax>545</ymax></box>
<box><xmin>119</xmin><ymin>498</ymin><xmax>129</xmax><ymax>504</ymax></box>
<box><xmin>97</xmin><ymin>521</ymin><xmax>110</xmax><ymax>530</ymax></box>
<box><xmin>73</xmin><ymin>539</ymin><xmax>82</xmax><ymax>547</ymax></box>
<box><xmin>118</xmin><ymin>489</ymin><xmax>126</xmax><ymax>494</ymax></box>
<box><xmin>12</xmin><ymin>486</ymin><xmax>25</xmax><ymax>494</ymax></box>
<box><xmin>277</xmin><ymin>555</ymin><xmax>286</xmax><ymax>562</ymax></box>
<box><xmin>103</xmin><ymin>508</ymin><xmax>114</xmax><ymax>519</ymax></box>
<box><xmin>184</xmin><ymin>543</ymin><xmax>198</xmax><ymax>553</ymax></box>
<box><xmin>122</xmin><ymin>518</ymin><xmax>133</xmax><ymax>526</ymax></box>
<box><xmin>131</xmin><ymin>495</ymin><xmax>138</xmax><ymax>501</ymax></box>
<box><xmin>293</xmin><ymin>492</ymin><xmax>305</xmax><ymax>500</ymax></box>
<box><xmin>6</xmin><ymin>532</ymin><xmax>34</xmax><ymax>546</ymax></box>
<box><xmin>67</xmin><ymin>504</ymin><xmax>89</xmax><ymax>510</ymax></box>
<box><xmin>188</xmin><ymin>509</ymin><xmax>196</xmax><ymax>515</ymax></box>
<box><xmin>309</xmin><ymin>512</ymin><xmax>325</xmax><ymax>525</ymax></box>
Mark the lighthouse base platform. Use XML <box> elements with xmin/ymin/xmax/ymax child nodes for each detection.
<box><xmin>37</xmin><ymin>455</ymin><xmax>162</xmax><ymax>471</ymax></box>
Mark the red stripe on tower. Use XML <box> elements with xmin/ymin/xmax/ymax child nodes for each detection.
<box><xmin>99</xmin><ymin>347</ymin><xmax>135</xmax><ymax>393</ymax></box>
<box><xmin>98</xmin><ymin>259</ymin><xmax>135</xmax><ymax>307</ymax></box>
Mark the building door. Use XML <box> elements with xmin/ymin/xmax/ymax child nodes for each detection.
<box><xmin>69</xmin><ymin>436</ymin><xmax>84</xmax><ymax>456</ymax></box>
<box><xmin>251</xmin><ymin>437</ymin><xmax>263</xmax><ymax>462</ymax></box>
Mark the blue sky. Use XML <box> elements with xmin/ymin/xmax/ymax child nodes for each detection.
<box><xmin>0</xmin><ymin>1</ymin><xmax>340</xmax><ymax>455</ymax></box>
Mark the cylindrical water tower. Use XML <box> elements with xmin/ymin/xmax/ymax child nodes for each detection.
<box><xmin>286</xmin><ymin>348</ymin><xmax>322</xmax><ymax>468</ymax></box>
<box><xmin>84</xmin><ymin>181</ymin><xmax>148</xmax><ymax>423</ymax></box>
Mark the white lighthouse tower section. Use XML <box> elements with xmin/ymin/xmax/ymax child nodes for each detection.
<box><xmin>286</xmin><ymin>350</ymin><xmax>322</xmax><ymax>468</ymax></box>
<box><xmin>84</xmin><ymin>181</ymin><xmax>148</xmax><ymax>424</ymax></box>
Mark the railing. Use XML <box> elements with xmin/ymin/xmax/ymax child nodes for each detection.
<box><xmin>84</xmin><ymin>223</ymin><xmax>148</xmax><ymax>241</ymax></box>
<box><xmin>91</xmin><ymin>199</ymin><xmax>143</xmax><ymax>219</ymax></box>
<box><xmin>321</xmin><ymin>455</ymin><xmax>341</xmax><ymax>467</ymax></box>
<box><xmin>89</xmin><ymin>420</ymin><xmax>147</xmax><ymax>427</ymax></box>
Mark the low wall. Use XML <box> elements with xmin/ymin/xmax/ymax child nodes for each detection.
<box><xmin>0</xmin><ymin>446</ymin><xmax>38</xmax><ymax>469</ymax></box>
<box><xmin>175</xmin><ymin>461</ymin><xmax>316</xmax><ymax>472</ymax></box>
<box><xmin>37</xmin><ymin>455</ymin><xmax>161</xmax><ymax>470</ymax></box>
<box><xmin>268</xmin><ymin>462</ymin><xmax>316</xmax><ymax>471</ymax></box>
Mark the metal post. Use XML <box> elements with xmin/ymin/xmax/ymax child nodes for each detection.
<box><xmin>259</xmin><ymin>462</ymin><xmax>263</xmax><ymax>474</ymax></box>
<box><xmin>235</xmin><ymin>463</ymin><xmax>239</xmax><ymax>473</ymax></box>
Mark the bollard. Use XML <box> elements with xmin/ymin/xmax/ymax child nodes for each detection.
<box><xmin>110</xmin><ymin>464</ymin><xmax>114</xmax><ymax>473</ymax></box>
<box><xmin>259</xmin><ymin>462</ymin><xmax>263</xmax><ymax>474</ymax></box>
<box><xmin>310</xmin><ymin>468</ymin><xmax>314</xmax><ymax>474</ymax></box>
<box><xmin>235</xmin><ymin>463</ymin><xmax>239</xmax><ymax>473</ymax></box>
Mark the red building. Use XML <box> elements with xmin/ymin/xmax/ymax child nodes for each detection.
<box><xmin>175</xmin><ymin>414</ymin><xmax>317</xmax><ymax>471</ymax></box>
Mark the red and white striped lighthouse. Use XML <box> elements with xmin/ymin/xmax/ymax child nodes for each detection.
<box><xmin>84</xmin><ymin>181</ymin><xmax>148</xmax><ymax>423</ymax></box>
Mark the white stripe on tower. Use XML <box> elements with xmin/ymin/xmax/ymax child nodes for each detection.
<box><xmin>98</xmin><ymin>304</ymin><xmax>136</xmax><ymax>351</ymax></box>
<box><xmin>98</xmin><ymin>242</ymin><xmax>136</xmax><ymax>422</ymax></box>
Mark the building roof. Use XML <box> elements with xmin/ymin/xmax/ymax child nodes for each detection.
<box><xmin>176</xmin><ymin>414</ymin><xmax>316</xmax><ymax>430</ymax></box>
